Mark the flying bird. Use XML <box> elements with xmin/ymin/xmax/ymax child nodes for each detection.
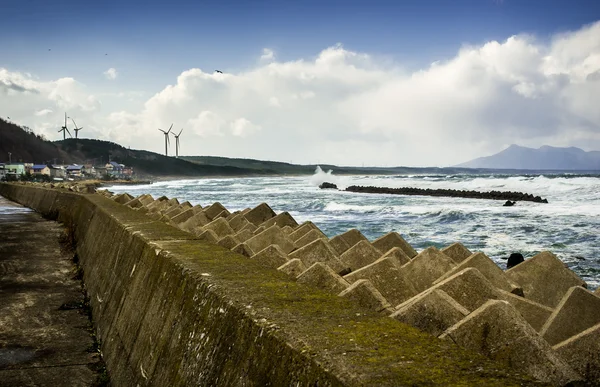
<box><xmin>215</xmin><ymin>70</ymin><xmax>223</xmax><ymax>74</ymax></box>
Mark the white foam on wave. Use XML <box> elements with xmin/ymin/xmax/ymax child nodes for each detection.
<box><xmin>323</xmin><ymin>201</ymin><xmax>383</xmax><ymax>213</ymax></box>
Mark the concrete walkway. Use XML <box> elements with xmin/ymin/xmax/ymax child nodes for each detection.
<box><xmin>0</xmin><ymin>196</ymin><xmax>98</xmax><ymax>386</ymax></box>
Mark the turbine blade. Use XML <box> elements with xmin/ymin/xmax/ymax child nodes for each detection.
<box><xmin>178</xmin><ymin>128</ymin><xmax>183</xmax><ymax>136</ymax></box>
<box><xmin>66</xmin><ymin>128</ymin><xmax>72</xmax><ymax>137</ymax></box>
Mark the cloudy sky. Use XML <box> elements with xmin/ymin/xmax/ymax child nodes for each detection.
<box><xmin>1</xmin><ymin>0</ymin><xmax>599</xmax><ymax>167</ymax></box>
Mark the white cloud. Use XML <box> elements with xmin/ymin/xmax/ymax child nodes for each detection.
<box><xmin>35</xmin><ymin>108</ymin><xmax>53</xmax><ymax>116</ymax></box>
<box><xmin>230</xmin><ymin>118</ymin><xmax>261</xmax><ymax>137</ymax></box>
<box><xmin>2</xmin><ymin>22</ymin><xmax>600</xmax><ymax>166</ymax></box>
<box><xmin>103</xmin><ymin>68</ymin><xmax>118</xmax><ymax>80</ymax></box>
<box><xmin>260</xmin><ymin>48</ymin><xmax>275</xmax><ymax>62</ymax></box>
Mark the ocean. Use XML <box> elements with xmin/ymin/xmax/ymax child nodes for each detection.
<box><xmin>106</xmin><ymin>168</ymin><xmax>600</xmax><ymax>289</ymax></box>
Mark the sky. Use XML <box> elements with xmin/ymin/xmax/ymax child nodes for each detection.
<box><xmin>1</xmin><ymin>0</ymin><xmax>599</xmax><ymax>167</ymax></box>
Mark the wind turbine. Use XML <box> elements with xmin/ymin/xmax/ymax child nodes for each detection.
<box><xmin>68</xmin><ymin>117</ymin><xmax>83</xmax><ymax>138</ymax></box>
<box><xmin>172</xmin><ymin>128</ymin><xmax>183</xmax><ymax>158</ymax></box>
<box><xmin>58</xmin><ymin>112</ymin><xmax>72</xmax><ymax>140</ymax></box>
<box><xmin>158</xmin><ymin>124</ymin><xmax>173</xmax><ymax>156</ymax></box>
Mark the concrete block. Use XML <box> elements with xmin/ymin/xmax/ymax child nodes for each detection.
<box><xmin>372</xmin><ymin>232</ymin><xmax>417</xmax><ymax>258</ymax></box>
<box><xmin>289</xmin><ymin>221</ymin><xmax>319</xmax><ymax>242</ymax></box>
<box><xmin>203</xmin><ymin>202</ymin><xmax>228</xmax><ymax>220</ymax></box>
<box><xmin>227</xmin><ymin>213</ymin><xmax>251</xmax><ymax>232</ymax></box>
<box><xmin>250</xmin><ymin>245</ymin><xmax>289</xmax><ymax>269</ymax></box>
<box><xmin>340</xmin><ymin>240</ymin><xmax>381</xmax><ymax>271</ymax></box>
<box><xmin>163</xmin><ymin>202</ymin><xmax>191</xmax><ymax>219</ymax></box>
<box><xmin>145</xmin><ymin>196</ymin><xmax>170</xmax><ymax>213</ymax></box>
<box><xmin>595</xmin><ymin>287</ymin><xmax>600</xmax><ymax>296</ymax></box>
<box><xmin>288</xmin><ymin>239</ymin><xmax>347</xmax><ymax>275</ymax></box>
<box><xmin>178</xmin><ymin>211</ymin><xmax>210</xmax><ymax>233</ymax></box>
<box><xmin>553</xmin><ymin>322</ymin><xmax>600</xmax><ymax>383</ymax></box>
<box><xmin>391</xmin><ymin>289</ymin><xmax>469</xmax><ymax>337</ymax></box>
<box><xmin>213</xmin><ymin>209</ymin><xmax>231</xmax><ymax>220</ymax></box>
<box><xmin>434</xmin><ymin>252</ymin><xmax>522</xmax><ymax>294</ymax></box>
<box><xmin>281</xmin><ymin>225</ymin><xmax>294</xmax><ymax>235</ymax></box>
<box><xmin>344</xmin><ymin>256</ymin><xmax>417</xmax><ymax>306</ymax></box>
<box><xmin>295</xmin><ymin>229</ymin><xmax>328</xmax><ymax>249</ymax></box>
<box><xmin>440</xmin><ymin>300</ymin><xmax>581</xmax><ymax>386</ymax></box>
<box><xmin>441</xmin><ymin>242</ymin><xmax>472</xmax><ymax>264</ymax></box>
<box><xmin>225</xmin><ymin>210</ymin><xmax>240</xmax><ymax>221</ymax></box>
<box><xmin>113</xmin><ymin>193</ymin><xmax>134</xmax><ymax>204</ymax></box>
<box><xmin>430</xmin><ymin>268</ymin><xmax>500</xmax><ymax>312</ymax></box>
<box><xmin>337</xmin><ymin>229</ymin><xmax>368</xmax><ymax>251</ymax></box>
<box><xmin>505</xmin><ymin>251</ymin><xmax>587</xmax><ymax>308</ymax></box>
<box><xmin>239</xmin><ymin>222</ymin><xmax>258</xmax><ymax>234</ymax></box>
<box><xmin>297</xmin><ymin>263</ymin><xmax>350</xmax><ymax>294</ymax></box>
<box><xmin>125</xmin><ymin>194</ymin><xmax>154</xmax><ymax>209</ymax></box>
<box><xmin>194</xmin><ymin>229</ymin><xmax>219</xmax><ymax>243</ymax></box>
<box><xmin>171</xmin><ymin>205</ymin><xmax>202</xmax><ymax>225</ymax></box>
<box><xmin>204</xmin><ymin>217</ymin><xmax>235</xmax><ymax>238</ymax></box>
<box><xmin>234</xmin><ymin>229</ymin><xmax>254</xmax><ymax>243</ymax></box>
<box><xmin>231</xmin><ymin>243</ymin><xmax>254</xmax><ymax>257</ymax></box>
<box><xmin>497</xmin><ymin>290</ymin><xmax>554</xmax><ymax>332</ymax></box>
<box><xmin>217</xmin><ymin>235</ymin><xmax>240</xmax><ymax>250</ymax></box>
<box><xmin>277</xmin><ymin>258</ymin><xmax>307</xmax><ymax>278</ymax></box>
<box><xmin>380</xmin><ymin>247</ymin><xmax>410</xmax><ymax>267</ymax></box>
<box><xmin>244</xmin><ymin>202</ymin><xmax>277</xmax><ymax>226</ymax></box>
<box><xmin>260</xmin><ymin>211</ymin><xmax>299</xmax><ymax>229</ymax></box>
<box><xmin>402</xmin><ymin>247</ymin><xmax>456</xmax><ymax>293</ymax></box>
<box><xmin>328</xmin><ymin>235</ymin><xmax>351</xmax><ymax>255</ymax></box>
<box><xmin>540</xmin><ymin>286</ymin><xmax>600</xmax><ymax>346</ymax></box>
<box><xmin>338</xmin><ymin>279</ymin><xmax>391</xmax><ymax>314</ymax></box>
<box><xmin>245</xmin><ymin>225</ymin><xmax>295</xmax><ymax>254</ymax></box>
<box><xmin>253</xmin><ymin>226</ymin><xmax>266</xmax><ymax>235</ymax></box>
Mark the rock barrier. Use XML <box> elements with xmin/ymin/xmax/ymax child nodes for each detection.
<box><xmin>322</xmin><ymin>183</ymin><xmax>549</xmax><ymax>203</ymax></box>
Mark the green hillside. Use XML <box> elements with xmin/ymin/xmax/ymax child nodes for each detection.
<box><xmin>56</xmin><ymin>139</ymin><xmax>260</xmax><ymax>177</ymax></box>
<box><xmin>0</xmin><ymin>118</ymin><xmax>74</xmax><ymax>164</ymax></box>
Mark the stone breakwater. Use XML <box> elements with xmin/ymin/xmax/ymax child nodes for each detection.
<box><xmin>2</xmin><ymin>182</ymin><xmax>600</xmax><ymax>386</ymax></box>
<box><xmin>321</xmin><ymin>183</ymin><xmax>549</xmax><ymax>203</ymax></box>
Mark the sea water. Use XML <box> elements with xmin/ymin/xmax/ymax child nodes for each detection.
<box><xmin>106</xmin><ymin>169</ymin><xmax>600</xmax><ymax>289</ymax></box>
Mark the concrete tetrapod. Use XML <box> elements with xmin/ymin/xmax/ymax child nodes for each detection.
<box><xmin>440</xmin><ymin>300</ymin><xmax>582</xmax><ymax>386</ymax></box>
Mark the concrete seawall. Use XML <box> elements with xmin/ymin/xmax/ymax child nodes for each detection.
<box><xmin>0</xmin><ymin>183</ymin><xmax>543</xmax><ymax>386</ymax></box>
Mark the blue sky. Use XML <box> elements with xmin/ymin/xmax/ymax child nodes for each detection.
<box><xmin>3</xmin><ymin>0</ymin><xmax>598</xmax><ymax>80</ymax></box>
<box><xmin>1</xmin><ymin>0</ymin><xmax>600</xmax><ymax>166</ymax></box>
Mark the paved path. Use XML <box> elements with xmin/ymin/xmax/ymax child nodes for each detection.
<box><xmin>0</xmin><ymin>196</ymin><xmax>98</xmax><ymax>386</ymax></box>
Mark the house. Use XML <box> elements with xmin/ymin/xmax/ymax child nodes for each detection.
<box><xmin>83</xmin><ymin>164</ymin><xmax>96</xmax><ymax>177</ymax></box>
<box><xmin>49</xmin><ymin>165</ymin><xmax>67</xmax><ymax>179</ymax></box>
<box><xmin>31</xmin><ymin>164</ymin><xmax>51</xmax><ymax>176</ymax></box>
<box><xmin>66</xmin><ymin>164</ymin><xmax>84</xmax><ymax>178</ymax></box>
<box><xmin>0</xmin><ymin>164</ymin><xmax>5</xmax><ymax>179</ymax></box>
<box><xmin>4</xmin><ymin>163</ymin><xmax>26</xmax><ymax>177</ymax></box>
<box><xmin>105</xmin><ymin>161</ymin><xmax>132</xmax><ymax>178</ymax></box>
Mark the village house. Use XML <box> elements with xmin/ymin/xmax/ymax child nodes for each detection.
<box><xmin>66</xmin><ymin>164</ymin><xmax>84</xmax><ymax>178</ymax></box>
<box><xmin>31</xmin><ymin>164</ymin><xmax>51</xmax><ymax>176</ymax></box>
<box><xmin>49</xmin><ymin>165</ymin><xmax>67</xmax><ymax>179</ymax></box>
<box><xmin>3</xmin><ymin>163</ymin><xmax>26</xmax><ymax>177</ymax></box>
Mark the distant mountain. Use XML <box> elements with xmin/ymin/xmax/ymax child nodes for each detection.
<box><xmin>455</xmin><ymin>145</ymin><xmax>600</xmax><ymax>170</ymax></box>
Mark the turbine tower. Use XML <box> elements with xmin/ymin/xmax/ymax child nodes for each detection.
<box><xmin>58</xmin><ymin>112</ymin><xmax>72</xmax><ymax>140</ymax></box>
<box><xmin>158</xmin><ymin>124</ymin><xmax>173</xmax><ymax>156</ymax></box>
<box><xmin>68</xmin><ymin>117</ymin><xmax>83</xmax><ymax>139</ymax></box>
<box><xmin>172</xmin><ymin>128</ymin><xmax>183</xmax><ymax>158</ymax></box>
